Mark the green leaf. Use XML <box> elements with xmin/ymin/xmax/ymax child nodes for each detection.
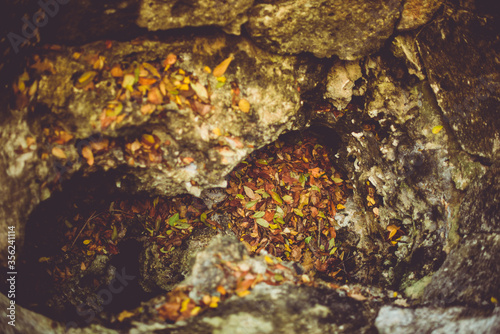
<box><xmin>274</xmin><ymin>274</ymin><xmax>283</xmax><ymax>282</ymax></box>
<box><xmin>153</xmin><ymin>197</ymin><xmax>159</xmax><ymax>208</ymax></box>
<box><xmin>293</xmin><ymin>208</ymin><xmax>304</xmax><ymax>217</ymax></box>
<box><xmin>318</xmin><ymin>211</ymin><xmax>326</xmax><ymax>219</ymax></box>
<box><xmin>111</xmin><ymin>225</ymin><xmax>118</xmax><ymax>241</ymax></box>
<box><xmin>276</xmin><ymin>205</ymin><xmax>284</xmax><ymax>217</ymax></box>
<box><xmin>256</xmin><ymin>218</ymin><xmax>269</xmax><ymax>228</ymax></box>
<box><xmin>245</xmin><ymin>200</ymin><xmax>258</xmax><ymax>209</ymax></box>
<box><xmin>215</xmin><ymin>81</ymin><xmax>225</xmax><ymax>89</ymax></box>
<box><xmin>200</xmin><ymin>212</ymin><xmax>207</xmax><ymax>223</ymax></box>
<box><xmin>168</xmin><ymin>213</ymin><xmax>180</xmax><ymax>226</ymax></box>
<box><xmin>305</xmin><ymin>236</ymin><xmax>312</xmax><ymax>244</ymax></box>
<box><xmin>282</xmin><ymin>195</ymin><xmax>293</xmax><ymax>204</ymax></box>
<box><xmin>311</xmin><ymin>185</ymin><xmax>321</xmax><ymax>192</ymax></box>
<box><xmin>176</xmin><ymin>223</ymin><xmax>191</xmax><ymax>229</ymax></box>
<box><xmin>252</xmin><ymin>211</ymin><xmax>265</xmax><ymax>218</ymax></box>
<box><xmin>256</xmin><ymin>159</ymin><xmax>268</xmax><ymax>165</ymax></box>
<box><xmin>236</xmin><ymin>194</ymin><xmax>245</xmax><ymax>199</ymax></box>
<box><xmin>328</xmin><ymin>238</ymin><xmax>336</xmax><ymax>250</ymax></box>
<box><xmin>274</xmin><ymin>217</ymin><xmax>285</xmax><ymax>225</ymax></box>
<box><xmin>270</xmin><ymin>191</ymin><xmax>283</xmax><ymax>204</ymax></box>
<box><xmin>155</xmin><ymin>217</ymin><xmax>162</xmax><ymax>232</ymax></box>
<box><xmin>329</xmin><ymin>247</ymin><xmax>338</xmax><ymax>255</ymax></box>
<box><xmin>332</xmin><ymin>177</ymin><xmax>343</xmax><ymax>184</ymax></box>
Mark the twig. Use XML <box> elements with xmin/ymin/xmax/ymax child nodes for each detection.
<box><xmin>70</xmin><ymin>211</ymin><xmax>97</xmax><ymax>249</ymax></box>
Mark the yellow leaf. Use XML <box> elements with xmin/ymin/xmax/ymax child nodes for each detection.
<box><xmin>366</xmin><ymin>196</ymin><xmax>376</xmax><ymax>205</ymax></box>
<box><xmin>337</xmin><ymin>204</ymin><xmax>346</xmax><ymax>210</ymax></box>
<box><xmin>213</xmin><ymin>128</ymin><xmax>222</xmax><ymax>136</ymax></box>
<box><xmin>51</xmin><ymin>147</ymin><xmax>67</xmax><ymax>159</ymax></box>
<box><xmin>190</xmin><ymin>306</ymin><xmax>201</xmax><ymax>316</ymax></box>
<box><xmin>38</xmin><ymin>257</ymin><xmax>50</xmax><ymax>263</ymax></box>
<box><xmin>237</xmin><ymin>290</ymin><xmax>251</xmax><ymax>297</ymax></box>
<box><xmin>142</xmin><ymin>62</ymin><xmax>161</xmax><ymax>78</ymax></box>
<box><xmin>492</xmin><ymin>297</ymin><xmax>498</xmax><ymax>304</ymax></box>
<box><xmin>78</xmin><ymin>71</ymin><xmax>97</xmax><ymax>84</ymax></box>
<box><xmin>141</xmin><ymin>134</ymin><xmax>155</xmax><ymax>145</ymax></box>
<box><xmin>332</xmin><ymin>178</ymin><xmax>343</xmax><ymax>183</ymax></box>
<box><xmin>209</xmin><ymin>296</ymin><xmax>220</xmax><ymax>308</ymax></box>
<box><xmin>179</xmin><ymin>83</ymin><xmax>190</xmax><ymax>91</ymax></box>
<box><xmin>213</xmin><ymin>56</ymin><xmax>234</xmax><ymax>77</ymax></box>
<box><xmin>203</xmin><ymin>66</ymin><xmax>211</xmax><ymax>73</ymax></box>
<box><xmin>393</xmin><ymin>292</ymin><xmax>398</xmax><ymax>297</ymax></box>
<box><xmin>180</xmin><ymin>298</ymin><xmax>191</xmax><ymax>312</ymax></box>
<box><xmin>117</xmin><ymin>310</ymin><xmax>135</xmax><ymax>322</ymax></box>
<box><xmin>264</xmin><ymin>255</ymin><xmax>274</xmax><ymax>265</ymax></box>
<box><xmin>83</xmin><ymin>239</ymin><xmax>91</xmax><ymax>245</ymax></box>
<box><xmin>432</xmin><ymin>125</ymin><xmax>443</xmax><ymax>134</ymax></box>
<box><xmin>82</xmin><ymin>146</ymin><xmax>94</xmax><ymax>166</ymax></box>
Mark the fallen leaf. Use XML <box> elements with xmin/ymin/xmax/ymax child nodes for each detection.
<box><xmin>432</xmin><ymin>125</ymin><xmax>443</xmax><ymax>134</ymax></box>
<box><xmin>238</xmin><ymin>99</ymin><xmax>250</xmax><ymax>113</ymax></box>
<box><xmin>117</xmin><ymin>310</ymin><xmax>135</xmax><ymax>322</ymax></box>
<box><xmin>52</xmin><ymin>147</ymin><xmax>67</xmax><ymax>159</ymax></box>
<box><xmin>213</xmin><ymin>56</ymin><xmax>234</xmax><ymax>77</ymax></box>
<box><xmin>82</xmin><ymin>146</ymin><xmax>94</xmax><ymax>166</ymax></box>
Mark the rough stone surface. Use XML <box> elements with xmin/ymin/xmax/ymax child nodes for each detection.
<box><xmin>324</xmin><ymin>60</ymin><xmax>363</xmax><ymax>110</ymax></box>
<box><xmin>375</xmin><ymin>305</ymin><xmax>500</xmax><ymax>334</ymax></box>
<box><xmin>317</xmin><ymin>50</ymin><xmax>485</xmax><ymax>287</ymax></box>
<box><xmin>137</xmin><ymin>0</ymin><xmax>254</xmax><ymax>35</ymax></box>
<box><xmin>171</xmin><ymin>284</ymin><xmax>370</xmax><ymax>334</ymax></box>
<box><xmin>397</xmin><ymin>0</ymin><xmax>443</xmax><ymax>30</ymax></box>
<box><xmin>423</xmin><ymin>164</ymin><xmax>500</xmax><ymax>306</ymax></box>
<box><xmin>245</xmin><ymin>0</ymin><xmax>403</xmax><ymax>59</ymax></box>
<box><xmin>416</xmin><ymin>6</ymin><xmax>500</xmax><ymax>161</ymax></box>
<box><xmin>0</xmin><ymin>33</ymin><xmax>325</xmax><ymax>267</ymax></box>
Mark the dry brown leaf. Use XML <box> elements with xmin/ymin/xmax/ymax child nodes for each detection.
<box><xmin>52</xmin><ymin>147</ymin><xmax>67</xmax><ymax>159</ymax></box>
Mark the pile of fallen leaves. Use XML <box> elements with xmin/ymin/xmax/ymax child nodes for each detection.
<box><xmin>211</xmin><ymin>131</ymin><xmax>352</xmax><ymax>280</ymax></box>
<box><xmin>44</xmin><ymin>195</ymin><xmax>207</xmax><ymax>282</ymax></box>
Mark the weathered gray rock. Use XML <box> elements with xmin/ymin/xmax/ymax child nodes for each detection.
<box><xmin>423</xmin><ymin>164</ymin><xmax>500</xmax><ymax>306</ymax></box>
<box><xmin>416</xmin><ymin>7</ymin><xmax>500</xmax><ymax>161</ymax></box>
<box><xmin>137</xmin><ymin>0</ymin><xmax>254</xmax><ymax>35</ymax></box>
<box><xmin>245</xmin><ymin>0</ymin><xmax>403</xmax><ymax>59</ymax></box>
<box><xmin>375</xmin><ymin>305</ymin><xmax>500</xmax><ymax>334</ymax></box>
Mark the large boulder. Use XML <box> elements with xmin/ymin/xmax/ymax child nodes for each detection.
<box><xmin>245</xmin><ymin>0</ymin><xmax>403</xmax><ymax>60</ymax></box>
<box><xmin>416</xmin><ymin>7</ymin><xmax>500</xmax><ymax>161</ymax></box>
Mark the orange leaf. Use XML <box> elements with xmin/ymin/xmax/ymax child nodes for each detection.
<box><xmin>82</xmin><ymin>146</ymin><xmax>94</xmax><ymax>166</ymax></box>
<box><xmin>213</xmin><ymin>56</ymin><xmax>234</xmax><ymax>77</ymax></box>
<box><xmin>387</xmin><ymin>225</ymin><xmax>400</xmax><ymax>240</ymax></box>
<box><xmin>52</xmin><ymin>147</ymin><xmax>67</xmax><ymax>159</ymax></box>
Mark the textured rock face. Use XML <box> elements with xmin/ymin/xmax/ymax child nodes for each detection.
<box><xmin>416</xmin><ymin>8</ymin><xmax>500</xmax><ymax>161</ymax></box>
<box><xmin>397</xmin><ymin>0</ymin><xmax>443</xmax><ymax>30</ymax></box>
<box><xmin>1</xmin><ymin>1</ymin><xmax>500</xmax><ymax>333</ymax></box>
<box><xmin>423</xmin><ymin>164</ymin><xmax>500</xmax><ymax>306</ymax></box>
<box><xmin>0</xmin><ymin>33</ymin><xmax>326</xmax><ymax>267</ymax></box>
<box><xmin>375</xmin><ymin>305</ymin><xmax>500</xmax><ymax>334</ymax></box>
<box><xmin>245</xmin><ymin>0</ymin><xmax>403</xmax><ymax>59</ymax></box>
<box><xmin>137</xmin><ymin>0</ymin><xmax>255</xmax><ymax>35</ymax></box>
<box><xmin>324</xmin><ymin>60</ymin><xmax>363</xmax><ymax>110</ymax></box>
